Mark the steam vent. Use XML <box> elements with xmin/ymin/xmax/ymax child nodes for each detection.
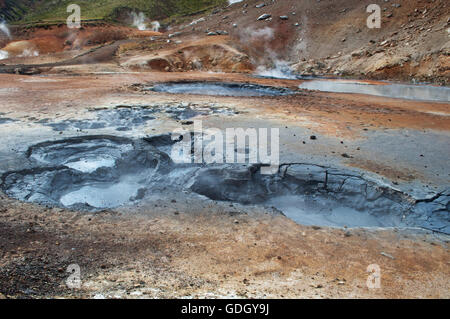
<box><xmin>0</xmin><ymin>0</ymin><xmax>448</xmax><ymax>301</ymax></box>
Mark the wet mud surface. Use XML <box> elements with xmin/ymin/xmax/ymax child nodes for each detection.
<box><xmin>148</xmin><ymin>82</ymin><xmax>296</xmax><ymax>97</ymax></box>
<box><xmin>1</xmin><ymin>134</ymin><xmax>448</xmax><ymax>233</ymax></box>
<box><xmin>35</xmin><ymin>104</ymin><xmax>238</xmax><ymax>132</ymax></box>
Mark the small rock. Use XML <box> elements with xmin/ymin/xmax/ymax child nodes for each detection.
<box><xmin>257</xmin><ymin>14</ymin><xmax>272</xmax><ymax>21</ymax></box>
<box><xmin>381</xmin><ymin>252</ymin><xmax>395</xmax><ymax>260</ymax></box>
<box><xmin>280</xmin><ymin>16</ymin><xmax>289</xmax><ymax>20</ymax></box>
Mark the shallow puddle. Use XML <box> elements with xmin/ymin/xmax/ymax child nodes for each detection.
<box><xmin>149</xmin><ymin>82</ymin><xmax>294</xmax><ymax>97</ymax></box>
<box><xmin>299</xmin><ymin>80</ymin><xmax>450</xmax><ymax>102</ymax></box>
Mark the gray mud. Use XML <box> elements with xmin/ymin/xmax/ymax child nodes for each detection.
<box><xmin>0</xmin><ymin>117</ymin><xmax>17</xmax><ymax>124</ymax></box>
<box><xmin>1</xmin><ymin>134</ymin><xmax>448</xmax><ymax>233</ymax></box>
<box><xmin>147</xmin><ymin>82</ymin><xmax>295</xmax><ymax>97</ymax></box>
<box><xmin>40</xmin><ymin>104</ymin><xmax>238</xmax><ymax>132</ymax></box>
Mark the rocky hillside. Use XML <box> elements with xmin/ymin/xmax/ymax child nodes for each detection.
<box><xmin>1</xmin><ymin>0</ymin><xmax>448</xmax><ymax>84</ymax></box>
<box><xmin>0</xmin><ymin>0</ymin><xmax>227</xmax><ymax>23</ymax></box>
<box><xmin>178</xmin><ymin>0</ymin><xmax>449</xmax><ymax>84</ymax></box>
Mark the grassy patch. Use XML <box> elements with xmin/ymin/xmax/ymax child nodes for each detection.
<box><xmin>4</xmin><ymin>0</ymin><xmax>227</xmax><ymax>24</ymax></box>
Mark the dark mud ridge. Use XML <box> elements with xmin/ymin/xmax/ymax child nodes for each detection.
<box><xmin>1</xmin><ymin>135</ymin><xmax>448</xmax><ymax>233</ymax></box>
<box><xmin>144</xmin><ymin>82</ymin><xmax>296</xmax><ymax>97</ymax></box>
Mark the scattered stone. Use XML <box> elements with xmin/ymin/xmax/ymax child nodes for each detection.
<box><xmin>310</xmin><ymin>135</ymin><xmax>317</xmax><ymax>140</ymax></box>
<box><xmin>280</xmin><ymin>16</ymin><xmax>289</xmax><ymax>20</ymax></box>
<box><xmin>381</xmin><ymin>252</ymin><xmax>395</xmax><ymax>260</ymax></box>
<box><xmin>257</xmin><ymin>14</ymin><xmax>272</xmax><ymax>21</ymax></box>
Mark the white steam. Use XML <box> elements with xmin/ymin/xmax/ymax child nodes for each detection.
<box><xmin>241</xmin><ymin>26</ymin><xmax>297</xmax><ymax>79</ymax></box>
<box><xmin>256</xmin><ymin>60</ymin><xmax>297</xmax><ymax>79</ymax></box>
<box><xmin>0</xmin><ymin>21</ymin><xmax>11</xmax><ymax>39</ymax></box>
<box><xmin>0</xmin><ymin>50</ymin><xmax>8</xmax><ymax>60</ymax></box>
<box><xmin>132</xmin><ymin>12</ymin><xmax>147</xmax><ymax>31</ymax></box>
<box><xmin>243</xmin><ymin>26</ymin><xmax>274</xmax><ymax>41</ymax></box>
<box><xmin>150</xmin><ymin>21</ymin><xmax>160</xmax><ymax>32</ymax></box>
<box><xmin>19</xmin><ymin>49</ymin><xmax>39</xmax><ymax>57</ymax></box>
<box><xmin>131</xmin><ymin>12</ymin><xmax>160</xmax><ymax>32</ymax></box>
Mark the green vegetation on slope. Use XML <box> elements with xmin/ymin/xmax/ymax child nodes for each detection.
<box><xmin>1</xmin><ymin>0</ymin><xmax>227</xmax><ymax>23</ymax></box>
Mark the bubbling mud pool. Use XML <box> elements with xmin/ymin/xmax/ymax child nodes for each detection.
<box><xmin>147</xmin><ymin>82</ymin><xmax>295</xmax><ymax>97</ymax></box>
<box><xmin>299</xmin><ymin>80</ymin><xmax>450</xmax><ymax>102</ymax></box>
<box><xmin>1</xmin><ymin>135</ymin><xmax>448</xmax><ymax>232</ymax></box>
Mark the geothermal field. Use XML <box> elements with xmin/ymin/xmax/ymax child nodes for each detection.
<box><xmin>0</xmin><ymin>0</ymin><xmax>449</xmax><ymax>300</ymax></box>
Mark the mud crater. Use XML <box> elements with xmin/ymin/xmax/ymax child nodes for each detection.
<box><xmin>1</xmin><ymin>136</ymin><xmax>173</xmax><ymax>211</ymax></box>
<box><xmin>1</xmin><ymin>135</ymin><xmax>448</xmax><ymax>233</ymax></box>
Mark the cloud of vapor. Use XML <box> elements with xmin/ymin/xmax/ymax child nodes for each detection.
<box><xmin>0</xmin><ymin>50</ymin><xmax>8</xmax><ymax>60</ymax></box>
<box><xmin>256</xmin><ymin>59</ymin><xmax>297</xmax><ymax>79</ymax></box>
<box><xmin>131</xmin><ymin>12</ymin><xmax>160</xmax><ymax>32</ymax></box>
<box><xmin>0</xmin><ymin>21</ymin><xmax>11</xmax><ymax>38</ymax></box>
<box><xmin>131</xmin><ymin>12</ymin><xmax>147</xmax><ymax>31</ymax></box>
<box><xmin>150</xmin><ymin>21</ymin><xmax>161</xmax><ymax>32</ymax></box>
<box><xmin>19</xmin><ymin>49</ymin><xmax>39</xmax><ymax>57</ymax></box>
<box><xmin>241</xmin><ymin>26</ymin><xmax>274</xmax><ymax>41</ymax></box>
<box><xmin>238</xmin><ymin>26</ymin><xmax>296</xmax><ymax>79</ymax></box>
